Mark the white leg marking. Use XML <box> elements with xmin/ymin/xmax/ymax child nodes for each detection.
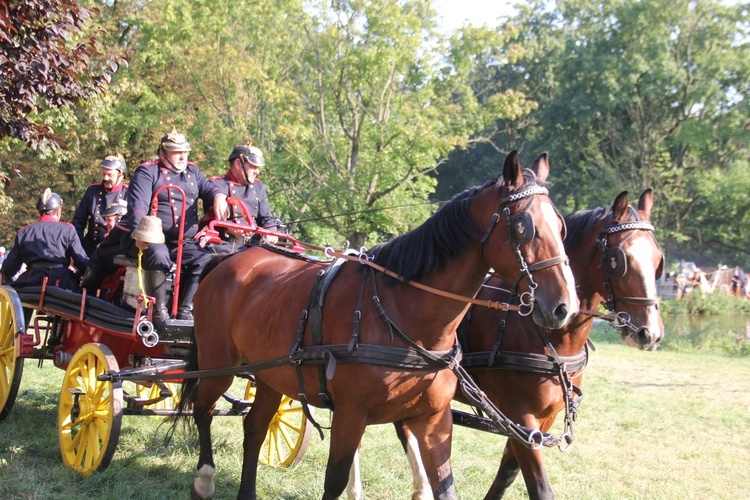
<box><xmin>193</xmin><ymin>464</ymin><xmax>216</xmax><ymax>499</ymax></box>
<box><xmin>346</xmin><ymin>449</ymin><xmax>363</xmax><ymax>500</ymax></box>
<box><xmin>405</xmin><ymin>432</ymin><xmax>433</xmax><ymax>500</ymax></box>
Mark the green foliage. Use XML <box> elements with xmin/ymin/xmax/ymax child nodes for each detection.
<box><xmin>2</xmin><ymin>0</ymin><xmax>749</xmax><ymax>264</ymax></box>
<box><xmin>457</xmin><ymin>0</ymin><xmax>750</xmax><ymax>262</ymax></box>
<box><xmin>589</xmin><ymin>313</ymin><xmax>750</xmax><ymax>356</ymax></box>
<box><xmin>661</xmin><ymin>292</ymin><xmax>750</xmax><ymax>316</ymax></box>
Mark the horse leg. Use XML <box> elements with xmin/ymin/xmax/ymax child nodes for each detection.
<box><xmin>236</xmin><ymin>379</ymin><xmax>283</xmax><ymax>499</ymax></box>
<box><xmin>393</xmin><ymin>420</ymin><xmax>432</xmax><ymax>500</ymax></box>
<box><xmin>485</xmin><ymin>438</ymin><xmax>552</xmax><ymax>500</ymax></box>
<box><xmin>190</xmin><ymin>374</ymin><xmax>235</xmax><ymax>500</ymax></box>
<box><xmin>483</xmin><ymin>441</ymin><xmax>520</xmax><ymax>500</ymax></box>
<box><xmin>508</xmin><ymin>438</ymin><xmax>553</xmax><ymax>500</ymax></box>
<box><xmin>404</xmin><ymin>409</ymin><xmax>457</xmax><ymax>500</ymax></box>
<box><xmin>345</xmin><ymin>448</ymin><xmax>363</xmax><ymax>500</ymax></box>
<box><xmin>322</xmin><ymin>408</ymin><xmax>367</xmax><ymax>500</ymax></box>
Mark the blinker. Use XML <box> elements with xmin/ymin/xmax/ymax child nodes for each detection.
<box><xmin>510</xmin><ymin>211</ymin><xmax>535</xmax><ymax>245</ymax></box>
<box><xmin>604</xmin><ymin>246</ymin><xmax>628</xmax><ymax>279</ymax></box>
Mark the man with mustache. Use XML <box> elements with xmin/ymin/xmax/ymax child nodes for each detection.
<box><xmin>72</xmin><ymin>155</ymin><xmax>129</xmax><ymax>255</ymax></box>
<box><xmin>123</xmin><ymin>129</ymin><xmax>228</xmax><ymax>328</ymax></box>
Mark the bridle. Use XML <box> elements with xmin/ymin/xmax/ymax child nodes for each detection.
<box><xmin>587</xmin><ymin>207</ymin><xmax>662</xmax><ymax>332</ymax></box>
<box><xmin>480</xmin><ymin>178</ymin><xmax>569</xmax><ymax>316</ymax></box>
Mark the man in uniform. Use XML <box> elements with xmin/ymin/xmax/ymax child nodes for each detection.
<box><xmin>123</xmin><ymin>129</ymin><xmax>228</xmax><ymax>326</ymax></box>
<box><xmin>1</xmin><ymin>188</ymin><xmax>89</xmax><ymax>291</ymax></box>
<box><xmin>207</xmin><ymin>143</ymin><xmax>279</xmax><ymax>250</ymax></box>
<box><xmin>80</xmin><ymin>200</ymin><xmax>128</xmax><ymax>296</ymax></box>
<box><xmin>72</xmin><ymin>155</ymin><xmax>128</xmax><ymax>255</ymax></box>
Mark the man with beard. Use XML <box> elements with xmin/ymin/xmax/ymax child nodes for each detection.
<box><xmin>72</xmin><ymin>155</ymin><xmax>128</xmax><ymax>255</ymax></box>
<box><xmin>123</xmin><ymin>129</ymin><xmax>228</xmax><ymax>327</ymax></box>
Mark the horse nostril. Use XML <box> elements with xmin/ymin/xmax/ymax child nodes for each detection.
<box><xmin>637</xmin><ymin>328</ymin><xmax>651</xmax><ymax>345</ymax></box>
<box><xmin>553</xmin><ymin>303</ymin><xmax>568</xmax><ymax>321</ymax></box>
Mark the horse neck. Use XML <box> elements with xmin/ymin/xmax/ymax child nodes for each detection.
<box><xmin>551</xmin><ymin>236</ymin><xmax>604</xmax><ymax>356</ymax></box>
<box><xmin>380</xmin><ymin>246</ymin><xmax>490</xmax><ymax>352</ymax></box>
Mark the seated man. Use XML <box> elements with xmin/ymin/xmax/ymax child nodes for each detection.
<box><xmin>80</xmin><ymin>200</ymin><xmax>129</xmax><ymax>297</ymax></box>
<box><xmin>72</xmin><ymin>155</ymin><xmax>128</xmax><ymax>255</ymax></box>
<box><xmin>122</xmin><ymin>129</ymin><xmax>228</xmax><ymax>326</ymax></box>
<box><xmin>1</xmin><ymin>188</ymin><xmax>89</xmax><ymax>291</ymax></box>
<box><xmin>207</xmin><ymin>143</ymin><xmax>279</xmax><ymax>251</ymax></box>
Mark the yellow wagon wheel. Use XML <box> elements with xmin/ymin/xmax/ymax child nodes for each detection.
<box><xmin>0</xmin><ymin>286</ymin><xmax>25</xmax><ymax>422</ymax></box>
<box><xmin>244</xmin><ymin>380</ymin><xmax>313</xmax><ymax>467</ymax></box>
<box><xmin>136</xmin><ymin>381</ymin><xmax>181</xmax><ymax>412</ymax></box>
<box><xmin>58</xmin><ymin>343</ymin><xmax>123</xmax><ymax>475</ymax></box>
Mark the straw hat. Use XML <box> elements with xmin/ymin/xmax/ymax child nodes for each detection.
<box><xmin>131</xmin><ymin>216</ymin><xmax>165</xmax><ymax>244</ymax></box>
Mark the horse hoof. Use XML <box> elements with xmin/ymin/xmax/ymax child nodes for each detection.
<box><xmin>190</xmin><ymin>483</ymin><xmax>212</xmax><ymax>500</ymax></box>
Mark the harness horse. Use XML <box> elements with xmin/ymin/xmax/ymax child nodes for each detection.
<box><xmin>383</xmin><ymin>189</ymin><xmax>663</xmax><ymax>500</ymax></box>
<box><xmin>177</xmin><ymin>151</ymin><xmax>578</xmax><ymax>499</ymax></box>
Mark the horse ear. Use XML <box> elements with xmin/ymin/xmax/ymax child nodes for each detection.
<box><xmin>531</xmin><ymin>153</ymin><xmax>549</xmax><ymax>182</ymax></box>
<box><xmin>503</xmin><ymin>150</ymin><xmax>524</xmax><ymax>187</ymax></box>
<box><xmin>638</xmin><ymin>188</ymin><xmax>654</xmax><ymax>220</ymax></box>
<box><xmin>612</xmin><ymin>191</ymin><xmax>629</xmax><ymax>222</ymax></box>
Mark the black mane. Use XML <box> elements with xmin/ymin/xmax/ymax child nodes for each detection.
<box><xmin>563</xmin><ymin>206</ymin><xmax>610</xmax><ymax>252</ymax></box>
<box><xmin>373</xmin><ymin>178</ymin><xmax>497</xmax><ymax>282</ymax></box>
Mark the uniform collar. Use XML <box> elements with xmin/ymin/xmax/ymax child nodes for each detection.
<box><xmin>226</xmin><ymin>170</ymin><xmax>246</xmax><ymax>185</ymax></box>
<box><xmin>108</xmin><ymin>182</ymin><xmax>127</xmax><ymax>193</ymax></box>
<box><xmin>39</xmin><ymin>214</ymin><xmax>57</xmax><ymax>222</ymax></box>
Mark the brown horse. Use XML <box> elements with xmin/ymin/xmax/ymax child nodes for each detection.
<box><xmin>178</xmin><ymin>151</ymin><xmax>579</xmax><ymax>499</ymax></box>
<box><xmin>385</xmin><ymin>189</ymin><xmax>663</xmax><ymax>500</ymax></box>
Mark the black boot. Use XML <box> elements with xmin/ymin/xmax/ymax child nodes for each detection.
<box><xmin>81</xmin><ymin>267</ymin><xmax>105</xmax><ymax>296</ymax></box>
<box><xmin>177</xmin><ymin>275</ymin><xmax>200</xmax><ymax>321</ymax></box>
<box><xmin>145</xmin><ymin>269</ymin><xmax>170</xmax><ymax>330</ymax></box>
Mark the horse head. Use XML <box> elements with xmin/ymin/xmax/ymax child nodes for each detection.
<box><xmin>594</xmin><ymin>189</ymin><xmax>664</xmax><ymax>350</ymax></box>
<box><xmin>476</xmin><ymin>150</ymin><xmax>578</xmax><ymax>330</ymax></box>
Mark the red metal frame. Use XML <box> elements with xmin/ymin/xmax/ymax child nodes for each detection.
<box><xmin>149</xmin><ymin>184</ymin><xmax>187</xmax><ymax>317</ymax></box>
<box><xmin>198</xmin><ymin>197</ymin><xmax>304</xmax><ymax>253</ymax></box>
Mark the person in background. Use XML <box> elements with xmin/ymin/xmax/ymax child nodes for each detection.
<box><xmin>72</xmin><ymin>155</ymin><xmax>128</xmax><ymax>255</ymax></box>
<box><xmin>1</xmin><ymin>188</ymin><xmax>89</xmax><ymax>291</ymax></box>
<box><xmin>123</xmin><ymin>129</ymin><xmax>228</xmax><ymax>326</ymax></box>
<box><xmin>0</xmin><ymin>246</ymin><xmax>6</xmax><ymax>269</ymax></box>
<box><xmin>731</xmin><ymin>267</ymin><xmax>746</xmax><ymax>298</ymax></box>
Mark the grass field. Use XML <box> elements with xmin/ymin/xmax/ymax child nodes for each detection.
<box><xmin>1</xmin><ymin>326</ymin><xmax>749</xmax><ymax>499</ymax></box>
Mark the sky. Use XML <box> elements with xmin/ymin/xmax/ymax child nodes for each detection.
<box><xmin>433</xmin><ymin>0</ymin><xmax>517</xmax><ymax>33</ymax></box>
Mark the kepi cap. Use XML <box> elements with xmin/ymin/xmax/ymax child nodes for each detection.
<box><xmin>100</xmin><ymin>155</ymin><xmax>127</xmax><ymax>174</ymax></box>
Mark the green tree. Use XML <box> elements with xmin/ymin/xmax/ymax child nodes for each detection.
<box><xmin>496</xmin><ymin>0</ymin><xmax>750</xmax><ymax>262</ymax></box>
<box><xmin>0</xmin><ymin>0</ymin><xmax>124</xmax><ymax>243</ymax></box>
<box><xmin>102</xmin><ymin>0</ymin><xmax>536</xmax><ymax>247</ymax></box>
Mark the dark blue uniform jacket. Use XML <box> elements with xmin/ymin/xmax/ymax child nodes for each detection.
<box><xmin>208</xmin><ymin>172</ymin><xmax>276</xmax><ymax>240</ymax></box>
<box><xmin>125</xmin><ymin>161</ymin><xmax>219</xmax><ymax>242</ymax></box>
<box><xmin>72</xmin><ymin>182</ymin><xmax>128</xmax><ymax>254</ymax></box>
<box><xmin>2</xmin><ymin>215</ymin><xmax>90</xmax><ymax>290</ymax></box>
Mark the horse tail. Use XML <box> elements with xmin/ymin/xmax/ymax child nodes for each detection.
<box><xmin>164</xmin><ymin>331</ymin><xmax>200</xmax><ymax>443</ymax></box>
<box><xmin>199</xmin><ymin>253</ymin><xmax>233</xmax><ymax>282</ymax></box>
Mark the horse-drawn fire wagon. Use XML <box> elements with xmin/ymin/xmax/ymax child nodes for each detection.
<box><xmin>0</xmin><ymin>193</ymin><xmax>313</xmax><ymax>475</ymax></box>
